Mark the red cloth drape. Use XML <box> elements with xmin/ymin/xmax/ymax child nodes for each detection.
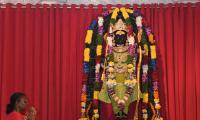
<box><xmin>0</xmin><ymin>3</ymin><xmax>200</xmax><ymax>120</ymax></box>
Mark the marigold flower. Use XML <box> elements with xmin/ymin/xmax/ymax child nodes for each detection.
<box><xmin>81</xmin><ymin>102</ymin><xmax>86</xmax><ymax>107</ymax></box>
<box><xmin>94</xmin><ymin>109</ymin><xmax>98</xmax><ymax>113</ymax></box>
<box><xmin>108</xmin><ymin>67</ymin><xmax>114</xmax><ymax>73</ymax></box>
<box><xmin>127</xmin><ymin>64</ymin><xmax>134</xmax><ymax>68</ymax></box>
<box><xmin>85</xmin><ymin>30</ymin><xmax>93</xmax><ymax>44</ymax></box>
<box><xmin>111</xmin><ymin>8</ymin><xmax>119</xmax><ymax>19</ymax></box>
<box><xmin>93</xmin><ymin>91</ymin><xmax>99</xmax><ymax>99</ymax></box>
<box><xmin>108</xmin><ymin>61</ymin><xmax>114</xmax><ymax>66</ymax></box>
<box><xmin>148</xmin><ymin>34</ymin><xmax>155</xmax><ymax>43</ymax></box>
<box><xmin>81</xmin><ymin>108</ymin><xmax>86</xmax><ymax>113</ymax></box>
<box><xmin>128</xmin><ymin>68</ymin><xmax>134</xmax><ymax>73</ymax></box>
<box><xmin>126</xmin><ymin>8</ymin><xmax>134</xmax><ymax>13</ymax></box>
<box><xmin>154</xmin><ymin>98</ymin><xmax>160</xmax><ymax>103</ymax></box>
<box><xmin>120</xmin><ymin>7</ymin><xmax>129</xmax><ymax>19</ymax></box>
<box><xmin>144</xmin><ymin>44</ymin><xmax>148</xmax><ymax>56</ymax></box>
<box><xmin>81</xmin><ymin>94</ymin><xmax>87</xmax><ymax>102</ymax></box>
<box><xmin>94</xmin><ymin>114</ymin><xmax>99</xmax><ymax>118</ymax></box>
<box><xmin>150</xmin><ymin>45</ymin><xmax>157</xmax><ymax>59</ymax></box>
<box><xmin>143</xmin><ymin>93</ymin><xmax>148</xmax><ymax>103</ymax></box>
<box><xmin>84</xmin><ymin>48</ymin><xmax>90</xmax><ymax>62</ymax></box>
<box><xmin>154</xmin><ymin>90</ymin><xmax>159</xmax><ymax>98</ymax></box>
<box><xmin>96</xmin><ymin>45</ymin><xmax>102</xmax><ymax>56</ymax></box>
<box><xmin>155</xmin><ymin>103</ymin><xmax>161</xmax><ymax>109</ymax></box>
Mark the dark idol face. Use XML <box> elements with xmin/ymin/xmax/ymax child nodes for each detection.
<box><xmin>113</xmin><ymin>30</ymin><xmax>127</xmax><ymax>47</ymax></box>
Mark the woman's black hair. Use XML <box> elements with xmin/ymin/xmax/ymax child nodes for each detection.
<box><xmin>6</xmin><ymin>92</ymin><xmax>26</xmax><ymax>114</ymax></box>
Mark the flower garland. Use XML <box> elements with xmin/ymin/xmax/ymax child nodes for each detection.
<box><xmin>135</xmin><ymin>14</ymin><xmax>149</xmax><ymax>120</ymax></box>
<box><xmin>80</xmin><ymin>82</ymin><xmax>87</xmax><ymax>119</ymax></box>
<box><xmin>148</xmin><ymin>32</ymin><xmax>162</xmax><ymax>119</ymax></box>
<box><xmin>92</xmin><ymin>16</ymin><xmax>104</xmax><ymax>119</ymax></box>
<box><xmin>80</xmin><ymin>7</ymin><xmax>163</xmax><ymax>120</ymax></box>
<box><xmin>81</xmin><ymin>20</ymin><xmax>97</xmax><ymax>120</ymax></box>
<box><xmin>83</xmin><ymin>20</ymin><xmax>97</xmax><ymax>73</ymax></box>
<box><xmin>110</xmin><ymin>7</ymin><xmax>133</xmax><ymax>25</ymax></box>
<box><xmin>138</xmin><ymin>13</ymin><xmax>163</xmax><ymax>119</ymax></box>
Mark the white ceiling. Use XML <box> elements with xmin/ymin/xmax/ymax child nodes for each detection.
<box><xmin>0</xmin><ymin>0</ymin><xmax>199</xmax><ymax>4</ymax></box>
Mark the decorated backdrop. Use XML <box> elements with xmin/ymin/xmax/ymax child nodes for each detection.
<box><xmin>80</xmin><ymin>7</ymin><xmax>162</xmax><ymax>120</ymax></box>
<box><xmin>0</xmin><ymin>3</ymin><xmax>200</xmax><ymax>120</ymax></box>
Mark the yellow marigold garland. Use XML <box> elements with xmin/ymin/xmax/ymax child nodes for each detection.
<box><xmin>150</xmin><ymin>45</ymin><xmax>157</xmax><ymax>59</ymax></box>
<box><xmin>144</xmin><ymin>44</ymin><xmax>149</xmax><ymax>56</ymax></box>
<box><xmin>93</xmin><ymin>91</ymin><xmax>99</xmax><ymax>99</ymax></box>
<box><xmin>120</xmin><ymin>7</ymin><xmax>129</xmax><ymax>19</ymax></box>
<box><xmin>148</xmin><ymin>33</ymin><xmax>155</xmax><ymax>44</ymax></box>
<box><xmin>85</xmin><ymin>30</ymin><xmax>93</xmax><ymax>44</ymax></box>
<box><xmin>96</xmin><ymin>45</ymin><xmax>102</xmax><ymax>56</ymax></box>
<box><xmin>143</xmin><ymin>93</ymin><xmax>149</xmax><ymax>103</ymax></box>
<box><xmin>84</xmin><ymin>48</ymin><xmax>90</xmax><ymax>62</ymax></box>
<box><xmin>126</xmin><ymin>8</ymin><xmax>134</xmax><ymax>13</ymax></box>
<box><xmin>111</xmin><ymin>8</ymin><xmax>119</xmax><ymax>20</ymax></box>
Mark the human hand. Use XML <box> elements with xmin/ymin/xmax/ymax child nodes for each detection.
<box><xmin>25</xmin><ymin>107</ymin><xmax>37</xmax><ymax>120</ymax></box>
